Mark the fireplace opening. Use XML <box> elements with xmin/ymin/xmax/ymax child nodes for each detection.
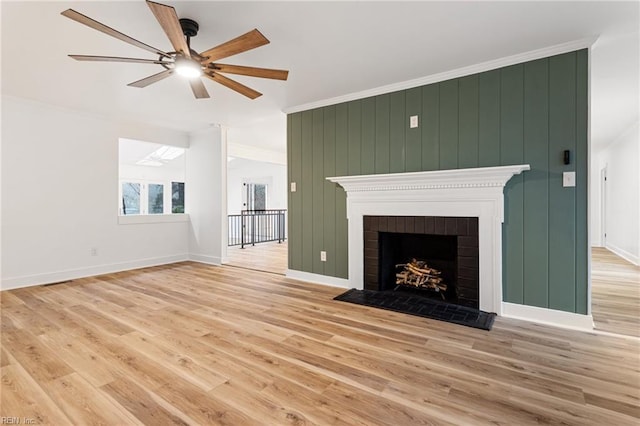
<box><xmin>363</xmin><ymin>216</ymin><xmax>479</xmax><ymax>309</ymax></box>
<box><xmin>379</xmin><ymin>232</ymin><xmax>458</xmax><ymax>302</ymax></box>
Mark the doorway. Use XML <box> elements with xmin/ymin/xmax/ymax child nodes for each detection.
<box><xmin>224</xmin><ymin>157</ymin><xmax>288</xmax><ymax>275</ymax></box>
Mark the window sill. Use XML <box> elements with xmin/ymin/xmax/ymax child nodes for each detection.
<box><xmin>118</xmin><ymin>214</ymin><xmax>190</xmax><ymax>225</ymax></box>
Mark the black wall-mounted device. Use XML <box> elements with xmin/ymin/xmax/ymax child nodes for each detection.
<box><xmin>563</xmin><ymin>150</ymin><xmax>571</xmax><ymax>165</ymax></box>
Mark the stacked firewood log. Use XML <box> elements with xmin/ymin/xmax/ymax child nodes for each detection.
<box><xmin>395</xmin><ymin>259</ymin><xmax>447</xmax><ymax>295</ymax></box>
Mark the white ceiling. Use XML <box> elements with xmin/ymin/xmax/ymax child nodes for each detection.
<box><xmin>2</xmin><ymin>1</ymin><xmax>638</xmax><ymax>152</ymax></box>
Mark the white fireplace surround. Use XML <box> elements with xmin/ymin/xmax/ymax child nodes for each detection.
<box><xmin>327</xmin><ymin>164</ymin><xmax>530</xmax><ymax>315</ymax></box>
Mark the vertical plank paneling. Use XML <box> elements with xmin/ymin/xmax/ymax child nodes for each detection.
<box><xmin>300</xmin><ymin>111</ymin><xmax>314</xmax><ymax>273</ymax></box>
<box><xmin>523</xmin><ymin>58</ymin><xmax>549</xmax><ymax>308</ymax></box>
<box><xmin>458</xmin><ymin>75</ymin><xmax>479</xmax><ymax>168</ymax></box>
<box><xmin>347</xmin><ymin>100</ymin><xmax>362</xmax><ymax>176</ymax></box>
<box><xmin>500</xmin><ymin>64</ymin><xmax>524</xmax><ymax>304</ymax></box>
<box><xmin>405</xmin><ymin>87</ymin><xmax>422</xmax><ymax>172</ymax></box>
<box><xmin>286</xmin><ymin>50</ymin><xmax>588</xmax><ymax>314</ymax></box>
<box><xmin>439</xmin><ymin>80</ymin><xmax>459</xmax><ymax>170</ymax></box>
<box><xmin>361</xmin><ymin>97</ymin><xmax>376</xmax><ymax>174</ymax></box>
<box><xmin>500</xmin><ymin>65</ymin><xmax>525</xmax><ymax>164</ymax></box>
<box><xmin>288</xmin><ymin>113</ymin><xmax>303</xmax><ymax>271</ymax></box>
<box><xmin>335</xmin><ymin>103</ymin><xmax>349</xmax><ymax>278</ymax></box>
<box><xmin>312</xmin><ymin>109</ymin><xmax>325</xmax><ymax>274</ymax></box>
<box><xmin>549</xmin><ymin>52</ymin><xmax>577</xmax><ymax>312</ymax></box>
<box><xmin>375</xmin><ymin>94</ymin><xmax>390</xmax><ymax>174</ymax></box>
<box><xmin>389</xmin><ymin>91</ymin><xmax>406</xmax><ymax>173</ymax></box>
<box><xmin>478</xmin><ymin>70</ymin><xmax>501</xmax><ymax>166</ymax></box>
<box><xmin>575</xmin><ymin>49</ymin><xmax>589</xmax><ymax>314</ymax></box>
<box><xmin>422</xmin><ymin>84</ymin><xmax>439</xmax><ymax>170</ymax></box>
<box><xmin>323</xmin><ymin>106</ymin><xmax>337</xmax><ymax>277</ymax></box>
<box><xmin>287</xmin><ymin>114</ymin><xmax>293</xmax><ymax>268</ymax></box>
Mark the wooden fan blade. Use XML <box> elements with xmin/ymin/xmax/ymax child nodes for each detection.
<box><xmin>210</xmin><ymin>64</ymin><xmax>288</xmax><ymax>81</ymax></box>
<box><xmin>205</xmin><ymin>72</ymin><xmax>262</xmax><ymax>99</ymax></box>
<box><xmin>189</xmin><ymin>78</ymin><xmax>210</xmax><ymax>99</ymax></box>
<box><xmin>128</xmin><ymin>69</ymin><xmax>174</xmax><ymax>88</ymax></box>
<box><xmin>69</xmin><ymin>55</ymin><xmax>168</xmax><ymax>65</ymax></box>
<box><xmin>201</xmin><ymin>29</ymin><xmax>269</xmax><ymax>64</ymax></box>
<box><xmin>146</xmin><ymin>1</ymin><xmax>190</xmax><ymax>58</ymax></box>
<box><xmin>61</xmin><ymin>9</ymin><xmax>170</xmax><ymax>58</ymax></box>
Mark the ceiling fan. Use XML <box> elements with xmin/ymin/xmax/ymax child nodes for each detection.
<box><xmin>61</xmin><ymin>0</ymin><xmax>289</xmax><ymax>99</ymax></box>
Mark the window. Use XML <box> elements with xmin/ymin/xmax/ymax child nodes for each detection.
<box><xmin>172</xmin><ymin>182</ymin><xmax>185</xmax><ymax>213</ymax></box>
<box><xmin>119</xmin><ymin>138</ymin><xmax>186</xmax><ymax>217</ymax></box>
<box><xmin>148</xmin><ymin>183</ymin><xmax>164</xmax><ymax>214</ymax></box>
<box><xmin>120</xmin><ymin>181</ymin><xmax>171</xmax><ymax>215</ymax></box>
<box><xmin>122</xmin><ymin>182</ymin><xmax>141</xmax><ymax>215</ymax></box>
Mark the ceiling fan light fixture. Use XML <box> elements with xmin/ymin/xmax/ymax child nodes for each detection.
<box><xmin>174</xmin><ymin>56</ymin><xmax>202</xmax><ymax>78</ymax></box>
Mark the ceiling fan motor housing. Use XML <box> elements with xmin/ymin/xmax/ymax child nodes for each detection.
<box><xmin>179</xmin><ymin>18</ymin><xmax>199</xmax><ymax>38</ymax></box>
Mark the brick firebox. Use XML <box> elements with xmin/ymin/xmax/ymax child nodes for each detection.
<box><xmin>363</xmin><ymin>216</ymin><xmax>480</xmax><ymax>308</ymax></box>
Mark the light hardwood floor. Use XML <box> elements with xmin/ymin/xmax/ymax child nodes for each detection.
<box><xmin>2</xmin><ymin>261</ymin><xmax>639</xmax><ymax>425</ymax></box>
<box><xmin>225</xmin><ymin>240</ymin><xmax>288</xmax><ymax>275</ymax></box>
<box><xmin>591</xmin><ymin>247</ymin><xmax>640</xmax><ymax>337</ymax></box>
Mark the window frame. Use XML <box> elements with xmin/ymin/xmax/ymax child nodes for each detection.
<box><xmin>118</xmin><ymin>179</ymin><xmax>189</xmax><ymax>225</ymax></box>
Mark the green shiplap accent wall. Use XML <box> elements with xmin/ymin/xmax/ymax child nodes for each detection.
<box><xmin>287</xmin><ymin>50</ymin><xmax>589</xmax><ymax>314</ymax></box>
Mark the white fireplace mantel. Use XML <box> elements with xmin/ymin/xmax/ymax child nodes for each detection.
<box><xmin>327</xmin><ymin>164</ymin><xmax>530</xmax><ymax>314</ymax></box>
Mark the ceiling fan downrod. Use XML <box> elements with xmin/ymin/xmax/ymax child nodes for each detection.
<box><xmin>179</xmin><ymin>18</ymin><xmax>199</xmax><ymax>49</ymax></box>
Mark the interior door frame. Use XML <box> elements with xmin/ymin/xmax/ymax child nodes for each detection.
<box><xmin>600</xmin><ymin>166</ymin><xmax>607</xmax><ymax>246</ymax></box>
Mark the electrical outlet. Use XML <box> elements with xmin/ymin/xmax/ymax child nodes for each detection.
<box><xmin>90</xmin><ymin>247</ymin><xmax>98</xmax><ymax>256</ymax></box>
<box><xmin>290</xmin><ymin>182</ymin><xmax>297</xmax><ymax>192</ymax></box>
<box><xmin>410</xmin><ymin>115</ymin><xmax>419</xmax><ymax>128</ymax></box>
<box><xmin>562</xmin><ymin>171</ymin><xmax>576</xmax><ymax>187</ymax></box>
<box><xmin>320</xmin><ymin>251</ymin><xmax>327</xmax><ymax>262</ymax></box>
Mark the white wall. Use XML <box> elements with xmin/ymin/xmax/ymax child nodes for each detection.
<box><xmin>119</xmin><ymin>164</ymin><xmax>185</xmax><ymax>183</ymax></box>
<box><xmin>591</xmin><ymin>121</ymin><xmax>640</xmax><ymax>264</ymax></box>
<box><xmin>227</xmin><ymin>158</ymin><xmax>287</xmax><ymax>215</ymax></box>
<box><xmin>186</xmin><ymin>126</ymin><xmax>226</xmax><ymax>265</ymax></box>
<box><xmin>1</xmin><ymin>96</ymin><xmax>191</xmax><ymax>289</ymax></box>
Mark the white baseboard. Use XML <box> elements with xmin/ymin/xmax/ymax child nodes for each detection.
<box><xmin>1</xmin><ymin>254</ymin><xmax>190</xmax><ymax>291</ymax></box>
<box><xmin>189</xmin><ymin>254</ymin><xmax>222</xmax><ymax>266</ymax></box>
<box><xmin>605</xmin><ymin>243</ymin><xmax>640</xmax><ymax>266</ymax></box>
<box><xmin>502</xmin><ymin>302</ymin><xmax>594</xmax><ymax>332</ymax></box>
<box><xmin>285</xmin><ymin>269</ymin><xmax>351</xmax><ymax>289</ymax></box>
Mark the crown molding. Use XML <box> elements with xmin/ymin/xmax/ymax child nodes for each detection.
<box><xmin>283</xmin><ymin>36</ymin><xmax>598</xmax><ymax>114</ymax></box>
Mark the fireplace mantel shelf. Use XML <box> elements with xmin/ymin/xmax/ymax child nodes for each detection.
<box><xmin>327</xmin><ymin>164</ymin><xmax>530</xmax><ymax>192</ymax></box>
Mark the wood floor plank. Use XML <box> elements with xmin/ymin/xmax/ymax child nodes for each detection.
<box><xmin>226</xmin><ymin>240</ymin><xmax>288</xmax><ymax>275</ymax></box>
<box><xmin>1</xmin><ymin>248</ymin><xmax>638</xmax><ymax>425</ymax></box>
<box><xmin>37</xmin><ymin>330</ymin><xmax>119</xmax><ymax>388</ymax></box>
<box><xmin>118</xmin><ymin>331</ymin><xmax>228</xmax><ymax>391</ymax></box>
<box><xmin>0</xmin><ymin>328</ymin><xmax>74</xmax><ymax>383</ymax></box>
<box><xmin>0</xmin><ymin>290</ymin><xmax>25</xmax><ymax>308</ymax></box>
<box><xmin>209</xmin><ymin>380</ymin><xmax>318</xmax><ymax>426</ymax></box>
<box><xmin>2</xmin><ymin>304</ymin><xmax>60</xmax><ymax>336</ymax></box>
<box><xmin>100</xmin><ymin>377</ymin><xmax>194</xmax><ymax>425</ymax></box>
<box><xmin>591</xmin><ymin>247</ymin><xmax>640</xmax><ymax>337</ymax></box>
<box><xmin>153</xmin><ymin>376</ymin><xmax>262</xmax><ymax>425</ymax></box>
<box><xmin>1</xmin><ymin>363</ymin><xmax>72</xmax><ymax>425</ymax></box>
<box><xmin>258</xmin><ymin>377</ymin><xmax>377</xmax><ymax>426</ymax></box>
<box><xmin>43</xmin><ymin>372</ymin><xmax>143</xmax><ymax>425</ymax></box>
<box><xmin>321</xmin><ymin>380</ymin><xmax>448</xmax><ymax>426</ymax></box>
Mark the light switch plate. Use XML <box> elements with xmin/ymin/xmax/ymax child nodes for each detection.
<box><xmin>290</xmin><ymin>182</ymin><xmax>297</xmax><ymax>192</ymax></box>
<box><xmin>410</xmin><ymin>115</ymin><xmax>419</xmax><ymax>128</ymax></box>
<box><xmin>563</xmin><ymin>172</ymin><xmax>576</xmax><ymax>187</ymax></box>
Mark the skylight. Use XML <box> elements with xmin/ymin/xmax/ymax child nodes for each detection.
<box><xmin>136</xmin><ymin>146</ymin><xmax>185</xmax><ymax>167</ymax></box>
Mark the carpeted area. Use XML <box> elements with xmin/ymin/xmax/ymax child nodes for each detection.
<box><xmin>334</xmin><ymin>288</ymin><xmax>496</xmax><ymax>330</ymax></box>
